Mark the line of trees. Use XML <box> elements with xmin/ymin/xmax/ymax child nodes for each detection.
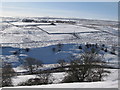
<box><xmin>62</xmin><ymin>50</ymin><xmax>110</xmax><ymax>83</ymax></box>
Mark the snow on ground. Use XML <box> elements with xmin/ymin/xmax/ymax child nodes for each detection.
<box><xmin>12</xmin><ymin>75</ymin><xmax>37</xmax><ymax>86</ymax></box>
<box><xmin>0</xmin><ymin>24</ymin><xmax>73</xmax><ymax>44</ymax></box>
<box><xmin>1</xmin><ymin>43</ymin><xmax>118</xmax><ymax>65</ymax></box>
<box><xmin>11</xmin><ymin>72</ymin><xmax>67</xmax><ymax>86</ymax></box>
<box><xmin>0</xmin><ymin>19</ymin><xmax>118</xmax><ymax>48</ymax></box>
<box><xmin>1</xmin><ymin>17</ymin><xmax>119</xmax><ymax>88</ymax></box>
<box><xmin>12</xmin><ymin>81</ymin><xmax>118</xmax><ymax>88</ymax></box>
<box><xmin>97</xmin><ymin>26</ymin><xmax>118</xmax><ymax>36</ymax></box>
<box><xmin>39</xmin><ymin>24</ymin><xmax>99</xmax><ymax>33</ymax></box>
<box><xmin>11</xmin><ymin>69</ymin><xmax>118</xmax><ymax>88</ymax></box>
<box><xmin>104</xmin><ymin>69</ymin><xmax>118</xmax><ymax>81</ymax></box>
<box><xmin>104</xmin><ymin>53</ymin><xmax>118</xmax><ymax>63</ymax></box>
<box><xmin>13</xmin><ymin>66</ymin><xmax>28</xmax><ymax>73</ymax></box>
<box><xmin>13</xmin><ymin>64</ymin><xmax>60</xmax><ymax>73</ymax></box>
<box><xmin>12</xmin><ymin>22</ymin><xmax>52</xmax><ymax>26</ymax></box>
<box><xmin>77</xmin><ymin>32</ymin><xmax>117</xmax><ymax>46</ymax></box>
<box><xmin>51</xmin><ymin>72</ymin><xmax>67</xmax><ymax>84</ymax></box>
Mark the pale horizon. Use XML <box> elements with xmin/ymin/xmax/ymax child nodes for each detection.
<box><xmin>0</xmin><ymin>2</ymin><xmax>118</xmax><ymax>21</ymax></box>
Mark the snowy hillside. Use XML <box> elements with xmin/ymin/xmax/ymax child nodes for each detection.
<box><xmin>0</xmin><ymin>17</ymin><xmax>118</xmax><ymax>48</ymax></box>
<box><xmin>1</xmin><ymin>17</ymin><xmax>118</xmax><ymax>64</ymax></box>
<box><xmin>1</xmin><ymin>17</ymin><xmax>119</xmax><ymax>88</ymax></box>
<box><xmin>1</xmin><ymin>43</ymin><xmax>118</xmax><ymax>67</ymax></box>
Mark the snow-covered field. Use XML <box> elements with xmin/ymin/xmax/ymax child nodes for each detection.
<box><xmin>12</xmin><ymin>81</ymin><xmax>118</xmax><ymax>88</ymax></box>
<box><xmin>0</xmin><ymin>18</ymin><xmax>118</xmax><ymax>48</ymax></box>
<box><xmin>0</xmin><ymin>17</ymin><xmax>119</xmax><ymax>88</ymax></box>
<box><xmin>9</xmin><ymin>69</ymin><xmax>119</xmax><ymax>88</ymax></box>
<box><xmin>38</xmin><ymin>24</ymin><xmax>99</xmax><ymax>33</ymax></box>
<box><xmin>1</xmin><ymin>43</ymin><xmax>118</xmax><ymax>65</ymax></box>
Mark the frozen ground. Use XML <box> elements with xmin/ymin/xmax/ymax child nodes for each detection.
<box><xmin>0</xmin><ymin>17</ymin><xmax>118</xmax><ymax>64</ymax></box>
<box><xmin>12</xmin><ymin>72</ymin><xmax>67</xmax><ymax>86</ymax></box>
<box><xmin>1</xmin><ymin>43</ymin><xmax>118</xmax><ymax>65</ymax></box>
<box><xmin>13</xmin><ymin>81</ymin><xmax>118</xmax><ymax>88</ymax></box>
<box><xmin>0</xmin><ymin>17</ymin><xmax>118</xmax><ymax>48</ymax></box>
<box><xmin>38</xmin><ymin>24</ymin><xmax>99</xmax><ymax>33</ymax></box>
<box><xmin>0</xmin><ymin>17</ymin><xmax>119</xmax><ymax>88</ymax></box>
<box><xmin>10</xmin><ymin>69</ymin><xmax>119</xmax><ymax>88</ymax></box>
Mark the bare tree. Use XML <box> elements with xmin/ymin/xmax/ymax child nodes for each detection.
<box><xmin>2</xmin><ymin>62</ymin><xmax>16</xmax><ymax>87</ymax></box>
<box><xmin>23</xmin><ymin>57</ymin><xmax>43</xmax><ymax>74</ymax></box>
<box><xmin>62</xmin><ymin>52</ymin><xmax>110</xmax><ymax>83</ymax></box>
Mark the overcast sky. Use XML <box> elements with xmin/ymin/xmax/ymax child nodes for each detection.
<box><xmin>1</xmin><ymin>2</ymin><xmax>118</xmax><ymax>21</ymax></box>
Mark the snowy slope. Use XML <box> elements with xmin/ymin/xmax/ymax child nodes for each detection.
<box><xmin>1</xmin><ymin>43</ymin><xmax>118</xmax><ymax>65</ymax></box>
<box><xmin>0</xmin><ymin>17</ymin><xmax>118</xmax><ymax>49</ymax></box>
<box><xmin>1</xmin><ymin>17</ymin><xmax>119</xmax><ymax>88</ymax></box>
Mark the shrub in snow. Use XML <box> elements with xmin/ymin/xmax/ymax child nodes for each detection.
<box><xmin>102</xmin><ymin>44</ymin><xmax>105</xmax><ymax>47</ymax></box>
<box><xmin>25</xmin><ymin>48</ymin><xmax>30</xmax><ymax>52</ymax></box>
<box><xmin>85</xmin><ymin>43</ymin><xmax>90</xmax><ymax>48</ymax></box>
<box><xmin>110</xmin><ymin>46</ymin><xmax>116</xmax><ymax>55</ymax></box>
<box><xmin>52</xmin><ymin>47</ymin><xmax>56</xmax><ymax>52</ymax></box>
<box><xmin>50</xmin><ymin>23</ymin><xmax>56</xmax><ymax>25</ymax></box>
<box><xmin>13</xmin><ymin>51</ymin><xmax>18</xmax><ymax>55</ymax></box>
<box><xmin>57</xmin><ymin>43</ymin><xmax>63</xmax><ymax>49</ymax></box>
<box><xmin>101</xmin><ymin>47</ymin><xmax>104</xmax><ymax>51</ymax></box>
<box><xmin>79</xmin><ymin>45</ymin><xmax>82</xmax><ymax>49</ymax></box>
<box><xmin>52</xmin><ymin>43</ymin><xmax>63</xmax><ymax>52</ymax></box>
<box><xmin>57</xmin><ymin>59</ymin><xmax>66</xmax><ymax>70</ymax></box>
<box><xmin>104</xmin><ymin>48</ymin><xmax>108</xmax><ymax>52</ymax></box>
<box><xmin>95</xmin><ymin>43</ymin><xmax>98</xmax><ymax>48</ymax></box>
<box><xmin>91</xmin><ymin>47</ymin><xmax>97</xmax><ymax>54</ymax></box>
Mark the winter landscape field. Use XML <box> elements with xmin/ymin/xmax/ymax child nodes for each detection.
<box><xmin>0</xmin><ymin>17</ymin><xmax>119</xmax><ymax>88</ymax></box>
<box><xmin>0</xmin><ymin>2</ymin><xmax>119</xmax><ymax>89</ymax></box>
